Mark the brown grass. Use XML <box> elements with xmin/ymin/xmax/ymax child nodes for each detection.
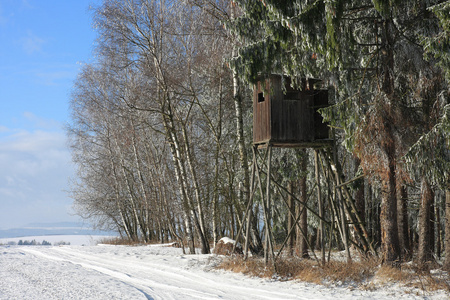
<box><xmin>99</xmin><ymin>237</ymin><xmax>183</xmax><ymax>248</ymax></box>
<box><xmin>217</xmin><ymin>256</ymin><xmax>379</xmax><ymax>284</ymax></box>
<box><xmin>98</xmin><ymin>237</ymin><xmax>146</xmax><ymax>246</ymax></box>
<box><xmin>216</xmin><ymin>255</ymin><xmax>450</xmax><ymax>293</ymax></box>
<box><xmin>371</xmin><ymin>262</ymin><xmax>450</xmax><ymax>292</ymax></box>
<box><xmin>217</xmin><ymin>256</ymin><xmax>274</xmax><ymax>278</ymax></box>
<box><xmin>376</xmin><ymin>264</ymin><xmax>409</xmax><ymax>283</ymax></box>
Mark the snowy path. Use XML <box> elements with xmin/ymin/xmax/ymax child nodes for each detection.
<box><xmin>0</xmin><ymin>244</ymin><xmax>448</xmax><ymax>299</ymax></box>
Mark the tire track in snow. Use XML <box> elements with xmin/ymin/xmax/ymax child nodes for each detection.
<box><xmin>1</xmin><ymin>247</ymin><xmax>148</xmax><ymax>300</ymax></box>
<box><xmin>22</xmin><ymin>246</ymin><xmax>318</xmax><ymax>300</ymax></box>
<box><xmin>22</xmin><ymin>247</ymin><xmax>217</xmax><ymax>300</ymax></box>
<box><xmin>53</xmin><ymin>247</ymin><xmax>300</xmax><ymax>299</ymax></box>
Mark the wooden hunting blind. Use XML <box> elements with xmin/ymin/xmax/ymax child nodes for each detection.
<box><xmin>253</xmin><ymin>74</ymin><xmax>330</xmax><ymax>148</ymax></box>
<box><xmin>243</xmin><ymin>75</ymin><xmax>368</xmax><ymax>264</ymax></box>
<box><xmin>242</xmin><ymin>76</ymin><xmax>366</xmax><ymax>264</ymax></box>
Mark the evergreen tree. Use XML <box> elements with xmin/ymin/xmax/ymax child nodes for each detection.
<box><xmin>42</xmin><ymin>240</ymin><xmax>51</xmax><ymax>246</ymax></box>
<box><xmin>404</xmin><ymin>1</ymin><xmax>449</xmax><ymax>267</ymax></box>
<box><xmin>229</xmin><ymin>0</ymin><xmax>446</xmax><ymax>264</ymax></box>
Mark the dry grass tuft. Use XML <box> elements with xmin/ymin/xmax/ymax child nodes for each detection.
<box><xmin>217</xmin><ymin>256</ymin><xmax>379</xmax><ymax>285</ymax></box>
<box><xmin>98</xmin><ymin>237</ymin><xmax>145</xmax><ymax>246</ymax></box>
<box><xmin>218</xmin><ymin>256</ymin><xmax>274</xmax><ymax>278</ymax></box>
<box><xmin>374</xmin><ymin>263</ymin><xmax>450</xmax><ymax>292</ymax></box>
<box><xmin>274</xmin><ymin>257</ymin><xmax>322</xmax><ymax>284</ymax></box>
<box><xmin>321</xmin><ymin>258</ymin><xmax>380</xmax><ymax>284</ymax></box>
<box><xmin>216</xmin><ymin>254</ymin><xmax>450</xmax><ymax>293</ymax></box>
<box><xmin>376</xmin><ymin>264</ymin><xmax>408</xmax><ymax>283</ymax></box>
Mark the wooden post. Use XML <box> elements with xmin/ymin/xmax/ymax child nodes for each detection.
<box><xmin>443</xmin><ymin>187</ymin><xmax>450</xmax><ymax>271</ymax></box>
<box><xmin>253</xmin><ymin>145</ymin><xmax>275</xmax><ymax>266</ymax></box>
<box><xmin>272</xmin><ymin>179</ymin><xmax>321</xmax><ymax>265</ymax></box>
<box><xmin>263</xmin><ymin>146</ymin><xmax>274</xmax><ymax>265</ymax></box>
<box><xmin>287</xmin><ymin>181</ymin><xmax>295</xmax><ymax>256</ymax></box>
<box><xmin>315</xmin><ymin>150</ymin><xmax>326</xmax><ymax>265</ymax></box>
<box><xmin>436</xmin><ymin>201</ymin><xmax>441</xmax><ymax>260</ymax></box>
<box><xmin>243</xmin><ymin>146</ymin><xmax>257</xmax><ymax>259</ymax></box>
<box><xmin>332</xmin><ymin>143</ymin><xmax>352</xmax><ymax>263</ymax></box>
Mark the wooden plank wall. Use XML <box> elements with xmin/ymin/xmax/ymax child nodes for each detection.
<box><xmin>271</xmin><ymin>90</ymin><xmax>314</xmax><ymax>143</ymax></box>
<box><xmin>253</xmin><ymin>75</ymin><xmax>329</xmax><ymax>146</ymax></box>
<box><xmin>253</xmin><ymin>79</ymin><xmax>271</xmax><ymax>144</ymax></box>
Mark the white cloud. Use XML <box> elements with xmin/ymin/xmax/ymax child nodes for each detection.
<box><xmin>0</xmin><ymin>126</ymin><xmax>76</xmax><ymax>229</ymax></box>
<box><xmin>23</xmin><ymin>111</ymin><xmax>61</xmax><ymax>129</ymax></box>
<box><xmin>19</xmin><ymin>31</ymin><xmax>45</xmax><ymax>55</ymax></box>
<box><xmin>0</xmin><ymin>129</ymin><xmax>66</xmax><ymax>153</ymax></box>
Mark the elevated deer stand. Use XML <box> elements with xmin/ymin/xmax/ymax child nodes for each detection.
<box><xmin>236</xmin><ymin>75</ymin><xmax>375</xmax><ymax>267</ymax></box>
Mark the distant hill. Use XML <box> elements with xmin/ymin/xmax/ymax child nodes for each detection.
<box><xmin>0</xmin><ymin>222</ymin><xmax>116</xmax><ymax>238</ymax></box>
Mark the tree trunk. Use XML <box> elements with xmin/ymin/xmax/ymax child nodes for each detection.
<box><xmin>131</xmin><ymin>120</ymin><xmax>152</xmax><ymax>243</ymax></box>
<box><xmin>443</xmin><ymin>188</ymin><xmax>450</xmax><ymax>271</ymax></box>
<box><xmin>212</xmin><ymin>168</ymin><xmax>219</xmax><ymax>247</ymax></box>
<box><xmin>229</xmin><ymin>202</ymin><xmax>235</xmax><ymax>238</ymax></box>
<box><xmin>417</xmin><ymin>177</ymin><xmax>434</xmax><ymax>264</ymax></box>
<box><xmin>436</xmin><ymin>203</ymin><xmax>441</xmax><ymax>260</ymax></box>
<box><xmin>212</xmin><ymin>79</ymin><xmax>223</xmax><ymax>248</ymax></box>
<box><xmin>113</xmin><ymin>135</ymin><xmax>147</xmax><ymax>242</ymax></box>
<box><xmin>164</xmin><ymin>110</ymin><xmax>196</xmax><ymax>254</ymax></box>
<box><xmin>287</xmin><ymin>181</ymin><xmax>295</xmax><ymax>256</ymax></box>
<box><xmin>181</xmin><ymin>124</ymin><xmax>210</xmax><ymax>254</ymax></box>
<box><xmin>378</xmin><ymin>17</ymin><xmax>400</xmax><ymax>265</ymax></box>
<box><xmin>380</xmin><ymin>147</ymin><xmax>400</xmax><ymax>265</ymax></box>
<box><xmin>354</xmin><ymin>158</ymin><xmax>365</xmax><ymax>230</ymax></box>
<box><xmin>233</xmin><ymin>69</ymin><xmax>263</xmax><ymax>253</ymax></box>
<box><xmin>107</xmin><ymin>134</ymin><xmax>135</xmax><ymax>241</ymax></box>
<box><xmin>315</xmin><ymin>150</ymin><xmax>325</xmax><ymax>264</ymax></box>
<box><xmin>397</xmin><ymin>182</ymin><xmax>411</xmax><ymax>261</ymax></box>
<box><xmin>230</xmin><ymin>4</ymin><xmax>262</xmax><ymax>255</ymax></box>
<box><xmin>297</xmin><ymin>152</ymin><xmax>309</xmax><ymax>258</ymax></box>
<box><xmin>430</xmin><ymin>198</ymin><xmax>436</xmax><ymax>255</ymax></box>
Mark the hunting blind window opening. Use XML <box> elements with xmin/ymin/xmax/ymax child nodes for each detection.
<box><xmin>258</xmin><ymin>92</ymin><xmax>265</xmax><ymax>103</ymax></box>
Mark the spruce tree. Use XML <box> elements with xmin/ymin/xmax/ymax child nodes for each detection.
<box><xmin>229</xmin><ymin>0</ymin><xmax>446</xmax><ymax>264</ymax></box>
<box><xmin>404</xmin><ymin>1</ymin><xmax>449</xmax><ymax>267</ymax></box>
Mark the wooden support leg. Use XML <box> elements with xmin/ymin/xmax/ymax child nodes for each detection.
<box><xmin>242</xmin><ymin>146</ymin><xmax>257</xmax><ymax>259</ymax></box>
<box><xmin>315</xmin><ymin>150</ymin><xmax>326</xmax><ymax>265</ymax></box>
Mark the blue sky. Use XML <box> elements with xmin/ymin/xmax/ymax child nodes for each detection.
<box><xmin>0</xmin><ymin>0</ymin><xmax>100</xmax><ymax>229</ymax></box>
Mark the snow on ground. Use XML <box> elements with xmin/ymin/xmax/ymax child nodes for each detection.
<box><xmin>0</xmin><ymin>235</ymin><xmax>113</xmax><ymax>246</ymax></box>
<box><xmin>0</xmin><ymin>243</ymin><xmax>449</xmax><ymax>300</ymax></box>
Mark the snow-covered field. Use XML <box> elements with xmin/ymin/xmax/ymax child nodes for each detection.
<box><xmin>0</xmin><ymin>235</ymin><xmax>112</xmax><ymax>246</ymax></box>
<box><xmin>1</xmin><ymin>242</ymin><xmax>449</xmax><ymax>300</ymax></box>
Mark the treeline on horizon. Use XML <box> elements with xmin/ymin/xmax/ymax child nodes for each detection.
<box><xmin>68</xmin><ymin>0</ymin><xmax>450</xmax><ymax>268</ymax></box>
<box><xmin>2</xmin><ymin>240</ymin><xmax>70</xmax><ymax>246</ymax></box>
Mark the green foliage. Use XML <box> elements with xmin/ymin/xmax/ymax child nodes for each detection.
<box><xmin>405</xmin><ymin>1</ymin><xmax>450</xmax><ymax>188</ymax></box>
<box><xmin>319</xmin><ymin>93</ymin><xmax>361</xmax><ymax>152</ymax></box>
<box><xmin>372</xmin><ymin>0</ymin><xmax>403</xmax><ymax>17</ymax></box>
<box><xmin>324</xmin><ymin>0</ymin><xmax>344</xmax><ymax>68</ymax></box>
<box><xmin>228</xmin><ymin>0</ymin><xmax>328</xmax><ymax>83</ymax></box>
<box><xmin>421</xmin><ymin>2</ymin><xmax>450</xmax><ymax>82</ymax></box>
<box><xmin>404</xmin><ymin>103</ymin><xmax>450</xmax><ymax>188</ymax></box>
<box><xmin>232</xmin><ymin>0</ymin><xmax>448</xmax><ymax>190</ymax></box>
<box><xmin>274</xmin><ymin>149</ymin><xmax>309</xmax><ymax>182</ymax></box>
<box><xmin>372</xmin><ymin>0</ymin><xmax>390</xmax><ymax>16</ymax></box>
